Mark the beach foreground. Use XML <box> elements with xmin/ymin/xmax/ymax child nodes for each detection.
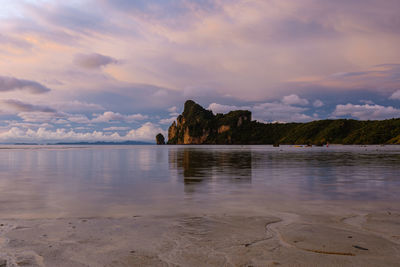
<box><xmin>0</xmin><ymin>208</ymin><xmax>399</xmax><ymax>267</ymax></box>
<box><xmin>0</xmin><ymin>145</ymin><xmax>399</xmax><ymax>266</ymax></box>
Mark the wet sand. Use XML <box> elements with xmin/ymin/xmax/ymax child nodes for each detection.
<box><xmin>0</xmin><ymin>209</ymin><xmax>399</xmax><ymax>266</ymax></box>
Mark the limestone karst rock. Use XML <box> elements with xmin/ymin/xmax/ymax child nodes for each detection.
<box><xmin>160</xmin><ymin>100</ymin><xmax>400</xmax><ymax>145</ymax></box>
<box><xmin>167</xmin><ymin>100</ymin><xmax>251</xmax><ymax>144</ymax></box>
<box><xmin>155</xmin><ymin>133</ymin><xmax>165</xmax><ymax>145</ymax></box>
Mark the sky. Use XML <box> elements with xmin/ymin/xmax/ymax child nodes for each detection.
<box><xmin>0</xmin><ymin>0</ymin><xmax>400</xmax><ymax>143</ymax></box>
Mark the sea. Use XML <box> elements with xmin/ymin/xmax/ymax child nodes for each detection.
<box><xmin>0</xmin><ymin>145</ymin><xmax>399</xmax><ymax>218</ymax></box>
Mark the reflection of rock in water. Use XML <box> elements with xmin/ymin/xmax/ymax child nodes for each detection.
<box><xmin>168</xmin><ymin>148</ymin><xmax>252</xmax><ymax>190</ymax></box>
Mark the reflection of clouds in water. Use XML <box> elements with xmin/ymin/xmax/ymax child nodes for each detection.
<box><xmin>250</xmin><ymin>149</ymin><xmax>400</xmax><ymax>201</ymax></box>
<box><xmin>0</xmin><ymin>145</ymin><xmax>399</xmax><ymax>218</ymax></box>
<box><xmin>138</xmin><ymin>148</ymin><xmax>153</xmax><ymax>171</ymax></box>
<box><xmin>0</xmin><ymin>150</ymin><xmax>58</xmax><ymax>217</ymax></box>
<box><xmin>0</xmin><ymin>146</ymin><xmax>179</xmax><ymax>218</ymax></box>
<box><xmin>168</xmin><ymin>147</ymin><xmax>253</xmax><ymax>194</ymax></box>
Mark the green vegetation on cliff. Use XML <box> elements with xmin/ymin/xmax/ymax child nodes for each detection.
<box><xmin>165</xmin><ymin>100</ymin><xmax>400</xmax><ymax>145</ymax></box>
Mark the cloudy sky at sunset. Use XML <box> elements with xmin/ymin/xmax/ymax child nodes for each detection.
<box><xmin>1</xmin><ymin>0</ymin><xmax>400</xmax><ymax>143</ymax></box>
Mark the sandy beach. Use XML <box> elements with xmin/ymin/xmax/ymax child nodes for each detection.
<box><xmin>0</xmin><ymin>206</ymin><xmax>399</xmax><ymax>267</ymax></box>
<box><xmin>0</xmin><ymin>145</ymin><xmax>399</xmax><ymax>266</ymax></box>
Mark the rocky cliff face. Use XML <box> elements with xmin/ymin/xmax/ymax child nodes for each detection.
<box><xmin>167</xmin><ymin>100</ymin><xmax>251</xmax><ymax>144</ymax></box>
<box><xmin>163</xmin><ymin>100</ymin><xmax>400</xmax><ymax>145</ymax></box>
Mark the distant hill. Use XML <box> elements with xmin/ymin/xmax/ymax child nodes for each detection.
<box><xmin>52</xmin><ymin>141</ymin><xmax>153</xmax><ymax>145</ymax></box>
<box><xmin>160</xmin><ymin>100</ymin><xmax>400</xmax><ymax>145</ymax></box>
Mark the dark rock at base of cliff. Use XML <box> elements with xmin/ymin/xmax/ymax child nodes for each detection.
<box><xmin>156</xmin><ymin>133</ymin><xmax>165</xmax><ymax>145</ymax></box>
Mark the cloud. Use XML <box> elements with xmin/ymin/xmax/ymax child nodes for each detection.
<box><xmin>54</xmin><ymin>119</ymin><xmax>70</xmax><ymax>124</ymax></box>
<box><xmin>0</xmin><ymin>100</ymin><xmax>94</xmax><ymax>125</ymax></box>
<box><xmin>282</xmin><ymin>94</ymin><xmax>309</xmax><ymax>106</ymax></box>
<box><xmin>17</xmin><ymin>112</ymin><xmax>62</xmax><ymax>123</ymax></box>
<box><xmin>23</xmin><ymin>2</ymin><xmax>114</xmax><ymax>35</ymax></box>
<box><xmin>0</xmin><ymin>127</ymin><xmax>119</xmax><ymax>143</ymax></box>
<box><xmin>103</xmin><ymin>126</ymin><xmax>130</xmax><ymax>131</ymax></box>
<box><xmin>360</xmin><ymin>100</ymin><xmax>374</xmax><ymax>105</ymax></box>
<box><xmin>252</xmin><ymin>102</ymin><xmax>312</xmax><ymax>123</ymax></box>
<box><xmin>0</xmin><ymin>76</ymin><xmax>50</xmax><ymax>94</ymax></box>
<box><xmin>0</xmin><ymin>122</ymin><xmax>164</xmax><ymax>143</ymax></box>
<box><xmin>0</xmin><ymin>99</ymin><xmax>151</xmax><ymax>127</ymax></box>
<box><xmin>208</xmin><ymin>103</ymin><xmax>250</xmax><ymax>114</ymax></box>
<box><xmin>167</xmin><ymin>106</ymin><xmax>178</xmax><ymax>113</ymax></box>
<box><xmin>300</xmin><ymin>64</ymin><xmax>400</xmax><ymax>94</ymax></box>
<box><xmin>74</xmin><ymin>53</ymin><xmax>119</xmax><ymax>69</ymax></box>
<box><xmin>0</xmin><ymin>101</ymin><xmax>95</xmax><ymax>125</ymax></box>
<box><xmin>100</xmin><ymin>0</ymin><xmax>217</xmax><ymax>25</ymax></box>
<box><xmin>0</xmin><ymin>33</ymin><xmax>32</xmax><ymax>49</ymax></box>
<box><xmin>91</xmin><ymin>111</ymin><xmax>148</xmax><ymax>123</ymax></box>
<box><xmin>126</xmin><ymin>122</ymin><xmax>165</xmax><ymax>141</ymax></box>
<box><xmin>159</xmin><ymin>116</ymin><xmax>177</xmax><ymax>125</ymax></box>
<box><xmin>66</xmin><ymin>114</ymin><xmax>91</xmax><ymax>124</ymax></box>
<box><xmin>333</xmin><ymin>103</ymin><xmax>400</xmax><ymax>120</ymax></box>
<box><xmin>52</xmin><ymin>100</ymin><xmax>105</xmax><ymax>111</ymax></box>
<box><xmin>389</xmin><ymin>90</ymin><xmax>400</xmax><ymax>100</ymax></box>
<box><xmin>3</xmin><ymin>0</ymin><xmax>400</xmax><ymax>102</ymax></box>
<box><xmin>167</xmin><ymin>106</ymin><xmax>180</xmax><ymax>116</ymax></box>
<box><xmin>1</xmin><ymin>99</ymin><xmax>56</xmax><ymax>113</ymax></box>
<box><xmin>74</xmin><ymin>126</ymin><xmax>90</xmax><ymax>130</ymax></box>
<box><xmin>208</xmin><ymin>94</ymin><xmax>315</xmax><ymax>122</ymax></box>
<box><xmin>313</xmin><ymin>99</ymin><xmax>324</xmax><ymax>107</ymax></box>
<box><xmin>0</xmin><ymin>99</ymin><xmax>66</xmax><ymax>123</ymax></box>
<box><xmin>1</xmin><ymin>0</ymin><xmax>400</xmax><ymax>143</ymax></box>
<box><xmin>208</xmin><ymin>101</ymin><xmax>312</xmax><ymax>123</ymax></box>
<box><xmin>5</xmin><ymin>121</ymin><xmax>53</xmax><ymax>129</ymax></box>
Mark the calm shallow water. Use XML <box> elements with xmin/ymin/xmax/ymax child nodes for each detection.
<box><xmin>0</xmin><ymin>145</ymin><xmax>399</xmax><ymax>218</ymax></box>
